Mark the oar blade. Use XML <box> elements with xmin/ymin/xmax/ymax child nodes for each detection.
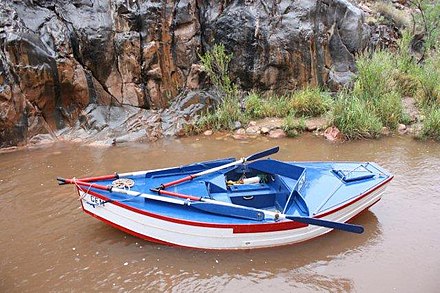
<box><xmin>248</xmin><ymin>159</ymin><xmax>304</xmax><ymax>180</ymax></box>
<box><xmin>245</xmin><ymin>146</ymin><xmax>279</xmax><ymax>162</ymax></box>
<box><xmin>286</xmin><ymin>216</ymin><xmax>364</xmax><ymax>234</ymax></box>
<box><xmin>190</xmin><ymin>201</ymin><xmax>265</xmax><ymax>221</ymax></box>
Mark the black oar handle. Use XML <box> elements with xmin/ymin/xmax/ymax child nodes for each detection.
<box><xmin>286</xmin><ymin>216</ymin><xmax>364</xmax><ymax>234</ymax></box>
<box><xmin>57</xmin><ymin>177</ymin><xmax>67</xmax><ymax>185</ymax></box>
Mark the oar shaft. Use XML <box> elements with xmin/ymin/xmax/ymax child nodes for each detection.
<box><xmin>158</xmin><ymin>146</ymin><xmax>279</xmax><ymax>189</ymax></box>
<box><xmin>160</xmin><ymin>160</ymin><xmax>243</xmax><ymax>189</ymax></box>
<box><xmin>153</xmin><ymin>189</ymin><xmax>201</xmax><ymax>201</ymax></box>
<box><xmin>193</xmin><ymin>159</ymin><xmax>244</xmax><ymax>177</ymax></box>
<box><xmin>58</xmin><ymin>177</ymin><xmax>111</xmax><ymax>191</ymax></box>
<box><xmin>77</xmin><ymin>174</ymin><xmax>118</xmax><ymax>182</ymax></box>
<box><xmin>161</xmin><ymin>175</ymin><xmax>194</xmax><ymax>189</ymax></box>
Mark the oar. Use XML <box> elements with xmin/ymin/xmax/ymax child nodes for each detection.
<box><xmin>285</xmin><ymin>216</ymin><xmax>364</xmax><ymax>234</ymax></box>
<box><xmin>57</xmin><ymin>177</ymin><xmax>197</xmax><ymax>203</ymax></box>
<box><xmin>247</xmin><ymin>159</ymin><xmax>305</xmax><ymax>180</ymax></box>
<box><xmin>152</xmin><ymin>189</ymin><xmax>363</xmax><ymax>233</ymax></box>
<box><xmin>58</xmin><ymin>177</ymin><xmax>363</xmax><ymax>234</ymax></box>
<box><xmin>57</xmin><ymin>174</ymin><xmax>116</xmax><ymax>184</ymax></box>
<box><xmin>157</xmin><ymin>146</ymin><xmax>280</xmax><ymax>189</ymax></box>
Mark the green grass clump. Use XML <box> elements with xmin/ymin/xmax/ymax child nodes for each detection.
<box><xmin>420</xmin><ymin>106</ymin><xmax>440</xmax><ymax>141</ymax></box>
<box><xmin>332</xmin><ymin>95</ymin><xmax>383</xmax><ymax>139</ymax></box>
<box><xmin>372</xmin><ymin>91</ymin><xmax>405</xmax><ymax>129</ymax></box>
<box><xmin>415</xmin><ymin>53</ymin><xmax>440</xmax><ymax>107</ymax></box>
<box><xmin>331</xmin><ymin>52</ymin><xmax>405</xmax><ymax>138</ymax></box>
<box><xmin>245</xmin><ymin>88</ymin><xmax>332</xmax><ymax>119</ymax></box>
<box><xmin>245</xmin><ymin>91</ymin><xmax>291</xmax><ymax>118</ymax></box>
<box><xmin>352</xmin><ymin>51</ymin><xmax>395</xmax><ymax>100</ymax></box>
<box><xmin>196</xmin><ymin>104</ymin><xmax>245</xmax><ymax>131</ymax></box>
<box><xmin>289</xmin><ymin>88</ymin><xmax>333</xmax><ymax>117</ymax></box>
<box><xmin>282</xmin><ymin>114</ymin><xmax>307</xmax><ymax>137</ymax></box>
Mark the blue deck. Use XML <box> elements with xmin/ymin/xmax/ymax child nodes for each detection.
<box><xmin>84</xmin><ymin>158</ymin><xmax>392</xmax><ymax>225</ymax></box>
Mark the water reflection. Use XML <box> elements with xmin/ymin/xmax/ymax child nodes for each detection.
<box><xmin>63</xmin><ymin>210</ymin><xmax>380</xmax><ymax>292</ymax></box>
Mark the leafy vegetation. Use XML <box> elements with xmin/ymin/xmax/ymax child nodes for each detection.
<box><xmin>194</xmin><ymin>1</ymin><xmax>440</xmax><ymax>140</ymax></box>
<box><xmin>288</xmin><ymin>88</ymin><xmax>333</xmax><ymax>117</ymax></box>
<box><xmin>282</xmin><ymin>114</ymin><xmax>307</xmax><ymax>138</ymax></box>
<box><xmin>196</xmin><ymin>44</ymin><xmax>245</xmax><ymax>131</ymax></box>
<box><xmin>332</xmin><ymin>94</ymin><xmax>383</xmax><ymax>139</ymax></box>
<box><xmin>420</xmin><ymin>106</ymin><xmax>440</xmax><ymax>141</ymax></box>
<box><xmin>245</xmin><ymin>92</ymin><xmax>291</xmax><ymax>118</ymax></box>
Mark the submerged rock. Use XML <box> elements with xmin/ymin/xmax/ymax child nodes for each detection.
<box><xmin>268</xmin><ymin>129</ymin><xmax>287</xmax><ymax>139</ymax></box>
<box><xmin>324</xmin><ymin>126</ymin><xmax>343</xmax><ymax>141</ymax></box>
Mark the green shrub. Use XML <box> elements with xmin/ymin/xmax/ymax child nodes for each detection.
<box><xmin>420</xmin><ymin>106</ymin><xmax>440</xmax><ymax>141</ymax></box>
<box><xmin>409</xmin><ymin>0</ymin><xmax>440</xmax><ymax>50</ymax></box>
<box><xmin>372</xmin><ymin>91</ymin><xmax>405</xmax><ymax>129</ymax></box>
<box><xmin>199</xmin><ymin>44</ymin><xmax>238</xmax><ymax>100</ymax></box>
<box><xmin>332</xmin><ymin>94</ymin><xmax>383</xmax><ymax>139</ymax></box>
<box><xmin>197</xmin><ymin>44</ymin><xmax>245</xmax><ymax>130</ymax></box>
<box><xmin>288</xmin><ymin>88</ymin><xmax>333</xmax><ymax>117</ymax></box>
<box><xmin>245</xmin><ymin>91</ymin><xmax>291</xmax><ymax>118</ymax></box>
<box><xmin>416</xmin><ymin>52</ymin><xmax>440</xmax><ymax>106</ymax></box>
<box><xmin>353</xmin><ymin>51</ymin><xmax>395</xmax><ymax>101</ymax></box>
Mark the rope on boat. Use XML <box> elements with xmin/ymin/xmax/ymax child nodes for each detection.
<box><xmin>72</xmin><ymin>177</ymin><xmax>140</xmax><ymax>206</ymax></box>
<box><xmin>72</xmin><ymin>177</ymin><xmax>107</xmax><ymax>207</ymax></box>
<box><xmin>111</xmin><ymin>178</ymin><xmax>135</xmax><ymax>190</ymax></box>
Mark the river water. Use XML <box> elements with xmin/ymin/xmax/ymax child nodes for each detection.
<box><xmin>0</xmin><ymin>135</ymin><xmax>439</xmax><ymax>292</ymax></box>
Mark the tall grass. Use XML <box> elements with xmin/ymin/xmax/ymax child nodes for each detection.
<box><xmin>420</xmin><ymin>106</ymin><xmax>440</xmax><ymax>141</ymax></box>
<box><xmin>415</xmin><ymin>53</ymin><xmax>440</xmax><ymax>106</ymax></box>
<box><xmin>245</xmin><ymin>92</ymin><xmax>291</xmax><ymax>118</ymax></box>
<box><xmin>282</xmin><ymin>114</ymin><xmax>307</xmax><ymax>138</ymax></box>
<box><xmin>245</xmin><ymin>88</ymin><xmax>332</xmax><ymax>120</ymax></box>
<box><xmin>332</xmin><ymin>51</ymin><xmax>406</xmax><ymax>138</ymax></box>
<box><xmin>288</xmin><ymin>88</ymin><xmax>333</xmax><ymax>117</ymax></box>
<box><xmin>332</xmin><ymin>94</ymin><xmax>383</xmax><ymax>139</ymax></box>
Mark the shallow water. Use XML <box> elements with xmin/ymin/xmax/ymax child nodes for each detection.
<box><xmin>0</xmin><ymin>135</ymin><xmax>439</xmax><ymax>292</ymax></box>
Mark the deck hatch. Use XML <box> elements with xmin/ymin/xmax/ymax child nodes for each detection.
<box><xmin>332</xmin><ymin>164</ymin><xmax>375</xmax><ymax>182</ymax></box>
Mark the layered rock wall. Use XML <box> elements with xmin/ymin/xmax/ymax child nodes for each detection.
<box><xmin>0</xmin><ymin>0</ymin><xmax>369</xmax><ymax>147</ymax></box>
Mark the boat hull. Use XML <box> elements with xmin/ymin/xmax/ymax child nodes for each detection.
<box><xmin>78</xmin><ymin>180</ymin><xmax>390</xmax><ymax>250</ymax></box>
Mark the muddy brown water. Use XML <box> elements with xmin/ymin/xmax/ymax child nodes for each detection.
<box><xmin>0</xmin><ymin>135</ymin><xmax>439</xmax><ymax>292</ymax></box>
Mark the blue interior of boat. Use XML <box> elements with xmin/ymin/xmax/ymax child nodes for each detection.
<box><xmin>85</xmin><ymin>158</ymin><xmax>390</xmax><ymax>223</ymax></box>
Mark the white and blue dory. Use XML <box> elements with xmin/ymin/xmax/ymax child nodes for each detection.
<box><xmin>58</xmin><ymin>147</ymin><xmax>393</xmax><ymax>250</ymax></box>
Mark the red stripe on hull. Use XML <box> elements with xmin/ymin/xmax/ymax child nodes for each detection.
<box><xmin>79</xmin><ymin>188</ymin><xmax>307</xmax><ymax>232</ymax></box>
<box><xmin>76</xmin><ymin>175</ymin><xmax>392</xmax><ymax>234</ymax></box>
<box><xmin>83</xmin><ymin>208</ymin><xmax>174</xmax><ymax>247</ymax></box>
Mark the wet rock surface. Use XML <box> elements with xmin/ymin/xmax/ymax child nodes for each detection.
<box><xmin>0</xmin><ymin>0</ymin><xmax>370</xmax><ymax>147</ymax></box>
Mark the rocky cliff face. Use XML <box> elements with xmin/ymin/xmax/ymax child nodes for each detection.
<box><xmin>0</xmin><ymin>0</ymin><xmax>369</xmax><ymax>148</ymax></box>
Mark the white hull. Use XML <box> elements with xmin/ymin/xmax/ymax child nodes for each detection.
<box><xmin>79</xmin><ymin>185</ymin><xmax>387</xmax><ymax>250</ymax></box>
